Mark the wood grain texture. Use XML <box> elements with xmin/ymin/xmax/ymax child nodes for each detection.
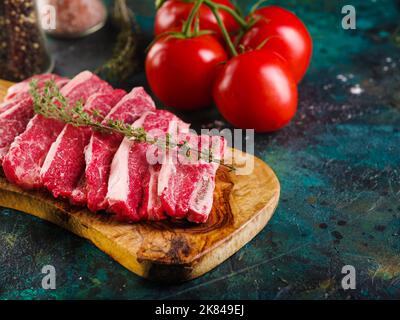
<box><xmin>0</xmin><ymin>80</ymin><xmax>280</xmax><ymax>282</ymax></box>
<box><xmin>0</xmin><ymin>80</ymin><xmax>13</xmax><ymax>99</ymax></box>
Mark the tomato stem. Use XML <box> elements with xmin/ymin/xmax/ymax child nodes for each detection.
<box><xmin>234</xmin><ymin>16</ymin><xmax>260</xmax><ymax>46</ymax></box>
<box><xmin>204</xmin><ymin>0</ymin><xmax>248</xmax><ymax>29</ymax></box>
<box><xmin>182</xmin><ymin>0</ymin><xmax>250</xmax><ymax>56</ymax></box>
<box><xmin>249</xmin><ymin>0</ymin><xmax>269</xmax><ymax>15</ymax></box>
<box><xmin>208</xmin><ymin>5</ymin><xmax>238</xmax><ymax>56</ymax></box>
<box><xmin>183</xmin><ymin>0</ymin><xmax>204</xmax><ymax>37</ymax></box>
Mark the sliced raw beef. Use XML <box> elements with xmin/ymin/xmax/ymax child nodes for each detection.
<box><xmin>186</xmin><ymin>136</ymin><xmax>225</xmax><ymax>223</ymax></box>
<box><xmin>0</xmin><ymin>76</ymin><xmax>69</xmax><ymax>159</ymax></box>
<box><xmin>41</xmin><ymin>89</ymin><xmax>126</xmax><ymax>200</ymax></box>
<box><xmin>85</xmin><ymin>87</ymin><xmax>156</xmax><ymax>212</ymax></box>
<box><xmin>2</xmin><ymin>116</ymin><xmax>66</xmax><ymax>189</ymax></box>
<box><xmin>159</xmin><ymin>134</ymin><xmax>226</xmax><ymax>223</ymax></box>
<box><xmin>2</xmin><ymin>71</ymin><xmax>113</xmax><ymax>189</ymax></box>
<box><xmin>106</xmin><ymin>110</ymin><xmax>189</xmax><ymax>222</ymax></box>
<box><xmin>0</xmin><ymin>98</ymin><xmax>34</xmax><ymax>162</ymax></box>
<box><xmin>0</xmin><ymin>99</ymin><xmax>24</xmax><ymax>114</ymax></box>
<box><xmin>1</xmin><ymin>74</ymin><xmax>68</xmax><ymax>114</ymax></box>
<box><xmin>4</xmin><ymin>74</ymin><xmax>69</xmax><ymax>102</ymax></box>
<box><xmin>57</xmin><ymin>71</ymin><xmax>113</xmax><ymax>106</ymax></box>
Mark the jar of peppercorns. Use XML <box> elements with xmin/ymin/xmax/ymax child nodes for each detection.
<box><xmin>0</xmin><ymin>0</ymin><xmax>53</xmax><ymax>82</ymax></box>
<box><xmin>38</xmin><ymin>0</ymin><xmax>108</xmax><ymax>38</ymax></box>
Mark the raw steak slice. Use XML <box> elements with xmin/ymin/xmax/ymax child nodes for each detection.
<box><xmin>4</xmin><ymin>74</ymin><xmax>69</xmax><ymax>102</ymax></box>
<box><xmin>1</xmin><ymin>75</ymin><xmax>68</xmax><ymax>114</ymax></box>
<box><xmin>85</xmin><ymin>87</ymin><xmax>156</xmax><ymax>212</ymax></box>
<box><xmin>2</xmin><ymin>71</ymin><xmax>113</xmax><ymax>189</ymax></box>
<box><xmin>141</xmin><ymin>120</ymin><xmax>190</xmax><ymax>221</ymax></box>
<box><xmin>0</xmin><ymin>77</ymin><xmax>69</xmax><ymax>159</ymax></box>
<box><xmin>159</xmin><ymin>134</ymin><xmax>226</xmax><ymax>223</ymax></box>
<box><xmin>0</xmin><ymin>98</ymin><xmax>34</xmax><ymax>162</ymax></box>
<box><xmin>0</xmin><ymin>99</ymin><xmax>23</xmax><ymax>114</ymax></box>
<box><xmin>186</xmin><ymin>136</ymin><xmax>226</xmax><ymax>223</ymax></box>
<box><xmin>41</xmin><ymin>89</ymin><xmax>126</xmax><ymax>200</ymax></box>
<box><xmin>106</xmin><ymin>110</ymin><xmax>189</xmax><ymax>222</ymax></box>
<box><xmin>2</xmin><ymin>116</ymin><xmax>66</xmax><ymax>189</ymax></box>
<box><xmin>140</xmin><ymin>166</ymin><xmax>163</xmax><ymax>220</ymax></box>
<box><xmin>57</xmin><ymin>71</ymin><xmax>113</xmax><ymax>106</ymax></box>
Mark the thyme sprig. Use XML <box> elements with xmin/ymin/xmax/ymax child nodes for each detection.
<box><xmin>29</xmin><ymin>80</ymin><xmax>235</xmax><ymax>171</ymax></box>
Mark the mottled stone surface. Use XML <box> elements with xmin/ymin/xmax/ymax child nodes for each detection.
<box><xmin>1</xmin><ymin>0</ymin><xmax>400</xmax><ymax>299</ymax></box>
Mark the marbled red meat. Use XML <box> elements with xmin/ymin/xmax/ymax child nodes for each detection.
<box><xmin>0</xmin><ymin>75</ymin><xmax>69</xmax><ymax>162</ymax></box>
<box><xmin>0</xmin><ymin>98</ymin><xmax>34</xmax><ymax>162</ymax></box>
<box><xmin>0</xmin><ymin>98</ymin><xmax>24</xmax><ymax>114</ymax></box>
<box><xmin>4</xmin><ymin>74</ymin><xmax>69</xmax><ymax>102</ymax></box>
<box><xmin>0</xmin><ymin>73</ymin><xmax>225</xmax><ymax>224</ymax></box>
<box><xmin>85</xmin><ymin>87</ymin><xmax>156</xmax><ymax>212</ymax></box>
<box><xmin>2</xmin><ymin>71</ymin><xmax>112</xmax><ymax>189</ymax></box>
<box><xmin>106</xmin><ymin>110</ymin><xmax>189</xmax><ymax>222</ymax></box>
<box><xmin>41</xmin><ymin>89</ymin><xmax>126</xmax><ymax>200</ymax></box>
<box><xmin>159</xmin><ymin>134</ymin><xmax>226</xmax><ymax>223</ymax></box>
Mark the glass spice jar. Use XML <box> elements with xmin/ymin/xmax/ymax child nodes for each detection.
<box><xmin>38</xmin><ymin>0</ymin><xmax>108</xmax><ymax>38</ymax></box>
<box><xmin>0</xmin><ymin>0</ymin><xmax>53</xmax><ymax>82</ymax></box>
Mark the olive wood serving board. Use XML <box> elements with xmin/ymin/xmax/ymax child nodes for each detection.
<box><xmin>0</xmin><ymin>79</ymin><xmax>280</xmax><ymax>282</ymax></box>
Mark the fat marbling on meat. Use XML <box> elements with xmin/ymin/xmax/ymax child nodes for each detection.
<box><xmin>85</xmin><ymin>87</ymin><xmax>156</xmax><ymax>212</ymax></box>
<box><xmin>2</xmin><ymin>71</ymin><xmax>113</xmax><ymax>189</ymax></box>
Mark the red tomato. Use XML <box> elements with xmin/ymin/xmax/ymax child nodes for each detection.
<box><xmin>240</xmin><ymin>6</ymin><xmax>312</xmax><ymax>82</ymax></box>
<box><xmin>213</xmin><ymin>50</ymin><xmax>298</xmax><ymax>132</ymax></box>
<box><xmin>146</xmin><ymin>35</ymin><xmax>228</xmax><ymax>110</ymax></box>
<box><xmin>155</xmin><ymin>0</ymin><xmax>239</xmax><ymax>39</ymax></box>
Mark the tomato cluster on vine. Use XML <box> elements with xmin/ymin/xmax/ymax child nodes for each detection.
<box><xmin>146</xmin><ymin>0</ymin><xmax>313</xmax><ymax>132</ymax></box>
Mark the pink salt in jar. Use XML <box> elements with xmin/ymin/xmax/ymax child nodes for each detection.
<box><xmin>39</xmin><ymin>0</ymin><xmax>107</xmax><ymax>38</ymax></box>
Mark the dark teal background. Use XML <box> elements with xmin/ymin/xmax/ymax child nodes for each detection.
<box><xmin>1</xmin><ymin>0</ymin><xmax>400</xmax><ymax>299</ymax></box>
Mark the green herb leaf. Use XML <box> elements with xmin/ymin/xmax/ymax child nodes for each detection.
<box><xmin>29</xmin><ymin>80</ymin><xmax>234</xmax><ymax>171</ymax></box>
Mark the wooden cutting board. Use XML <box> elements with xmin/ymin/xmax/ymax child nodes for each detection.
<box><xmin>0</xmin><ymin>79</ymin><xmax>280</xmax><ymax>283</ymax></box>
